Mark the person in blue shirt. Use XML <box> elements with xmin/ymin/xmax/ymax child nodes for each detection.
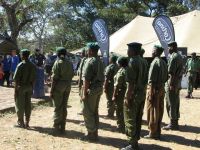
<box><xmin>10</xmin><ymin>50</ymin><xmax>20</xmax><ymax>86</ymax></box>
<box><xmin>2</xmin><ymin>55</ymin><xmax>11</xmax><ymax>87</ymax></box>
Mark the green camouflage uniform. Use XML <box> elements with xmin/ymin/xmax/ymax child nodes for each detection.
<box><xmin>14</xmin><ymin>59</ymin><xmax>36</xmax><ymax>125</ymax></box>
<box><xmin>147</xmin><ymin>57</ymin><xmax>167</xmax><ymax>137</ymax></box>
<box><xmin>104</xmin><ymin>63</ymin><xmax>118</xmax><ymax>116</ymax></box>
<box><xmin>82</xmin><ymin>56</ymin><xmax>104</xmax><ymax>134</ymax></box>
<box><xmin>186</xmin><ymin>58</ymin><xmax>200</xmax><ymax>94</ymax></box>
<box><xmin>124</xmin><ymin>55</ymin><xmax>147</xmax><ymax>145</ymax></box>
<box><xmin>114</xmin><ymin>67</ymin><xmax>127</xmax><ymax>130</ymax></box>
<box><xmin>165</xmin><ymin>52</ymin><xmax>183</xmax><ymax>121</ymax></box>
<box><xmin>51</xmin><ymin>57</ymin><xmax>74</xmax><ymax>129</ymax></box>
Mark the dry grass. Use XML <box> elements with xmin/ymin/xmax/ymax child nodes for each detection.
<box><xmin>0</xmin><ymin>81</ymin><xmax>200</xmax><ymax>150</ymax></box>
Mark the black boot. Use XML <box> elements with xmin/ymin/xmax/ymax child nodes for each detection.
<box><xmin>185</xmin><ymin>93</ymin><xmax>191</xmax><ymax>98</ymax></box>
<box><xmin>163</xmin><ymin>119</ymin><xmax>179</xmax><ymax>130</ymax></box>
<box><xmin>172</xmin><ymin>120</ymin><xmax>179</xmax><ymax>130</ymax></box>
<box><xmin>60</xmin><ymin>122</ymin><xmax>66</xmax><ymax>134</ymax></box>
<box><xmin>14</xmin><ymin>119</ymin><xmax>25</xmax><ymax>128</ymax></box>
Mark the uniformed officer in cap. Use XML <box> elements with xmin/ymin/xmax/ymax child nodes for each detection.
<box><xmin>112</xmin><ymin>56</ymin><xmax>128</xmax><ymax>133</ymax></box>
<box><xmin>185</xmin><ymin>52</ymin><xmax>200</xmax><ymax>98</ymax></box>
<box><xmin>82</xmin><ymin>42</ymin><xmax>104</xmax><ymax>141</ymax></box>
<box><xmin>13</xmin><ymin>48</ymin><xmax>36</xmax><ymax>128</ymax></box>
<box><xmin>50</xmin><ymin>47</ymin><xmax>74</xmax><ymax>134</ymax></box>
<box><xmin>122</xmin><ymin>42</ymin><xmax>147</xmax><ymax>150</ymax></box>
<box><xmin>104</xmin><ymin>55</ymin><xmax>118</xmax><ymax>118</ymax></box>
<box><xmin>163</xmin><ymin>41</ymin><xmax>183</xmax><ymax>130</ymax></box>
<box><xmin>144</xmin><ymin>45</ymin><xmax>167</xmax><ymax>139</ymax></box>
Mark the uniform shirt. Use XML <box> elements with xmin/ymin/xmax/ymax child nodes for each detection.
<box><xmin>126</xmin><ymin>55</ymin><xmax>144</xmax><ymax>90</ymax></box>
<box><xmin>140</xmin><ymin>57</ymin><xmax>148</xmax><ymax>87</ymax></box>
<box><xmin>78</xmin><ymin>57</ymin><xmax>87</xmax><ymax>80</ymax></box>
<box><xmin>51</xmin><ymin>58</ymin><xmax>74</xmax><ymax>83</ymax></box>
<box><xmin>167</xmin><ymin>52</ymin><xmax>183</xmax><ymax>86</ymax></box>
<box><xmin>114</xmin><ymin>67</ymin><xmax>127</xmax><ymax>89</ymax></box>
<box><xmin>83</xmin><ymin>57</ymin><xmax>105</xmax><ymax>90</ymax></box>
<box><xmin>13</xmin><ymin>60</ymin><xmax>36</xmax><ymax>86</ymax></box>
<box><xmin>11</xmin><ymin>55</ymin><xmax>20</xmax><ymax>73</ymax></box>
<box><xmin>186</xmin><ymin>58</ymin><xmax>200</xmax><ymax>73</ymax></box>
<box><xmin>148</xmin><ymin>57</ymin><xmax>168</xmax><ymax>87</ymax></box>
<box><xmin>104</xmin><ymin>63</ymin><xmax>119</xmax><ymax>84</ymax></box>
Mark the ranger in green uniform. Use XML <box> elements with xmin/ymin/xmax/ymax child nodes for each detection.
<box><xmin>163</xmin><ymin>41</ymin><xmax>183</xmax><ymax>130</ymax></box>
<box><xmin>144</xmin><ymin>45</ymin><xmax>168</xmax><ymax>139</ymax></box>
<box><xmin>112</xmin><ymin>57</ymin><xmax>128</xmax><ymax>133</ymax></box>
<box><xmin>122</xmin><ymin>42</ymin><xmax>147</xmax><ymax>150</ymax></box>
<box><xmin>14</xmin><ymin>49</ymin><xmax>36</xmax><ymax>128</ymax></box>
<box><xmin>77</xmin><ymin>47</ymin><xmax>88</xmax><ymax>115</ymax></box>
<box><xmin>104</xmin><ymin>55</ymin><xmax>118</xmax><ymax>118</ymax></box>
<box><xmin>50</xmin><ymin>47</ymin><xmax>74</xmax><ymax>134</ymax></box>
<box><xmin>82</xmin><ymin>42</ymin><xmax>104</xmax><ymax>141</ymax></box>
<box><xmin>185</xmin><ymin>52</ymin><xmax>199</xmax><ymax>98</ymax></box>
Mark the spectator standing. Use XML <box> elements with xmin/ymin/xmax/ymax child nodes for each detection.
<box><xmin>10</xmin><ymin>49</ymin><xmax>20</xmax><ymax>86</ymax></box>
<box><xmin>29</xmin><ymin>48</ymin><xmax>46</xmax><ymax>98</ymax></box>
<box><xmin>2</xmin><ymin>55</ymin><xmax>11</xmax><ymax>87</ymax></box>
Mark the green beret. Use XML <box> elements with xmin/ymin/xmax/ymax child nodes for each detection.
<box><xmin>154</xmin><ymin>45</ymin><xmax>164</xmax><ymax>52</ymax></box>
<box><xmin>56</xmin><ymin>47</ymin><xmax>66</xmax><ymax>52</ymax></box>
<box><xmin>127</xmin><ymin>42</ymin><xmax>142</xmax><ymax>51</ymax></box>
<box><xmin>110</xmin><ymin>55</ymin><xmax>118</xmax><ymax>63</ymax></box>
<box><xmin>21</xmin><ymin>49</ymin><xmax>30</xmax><ymax>53</ymax></box>
<box><xmin>168</xmin><ymin>41</ymin><xmax>177</xmax><ymax>47</ymax></box>
<box><xmin>87</xmin><ymin>42</ymin><xmax>100</xmax><ymax>51</ymax></box>
<box><xmin>117</xmin><ymin>56</ymin><xmax>128</xmax><ymax>66</ymax></box>
<box><xmin>191</xmin><ymin>52</ymin><xmax>196</xmax><ymax>56</ymax></box>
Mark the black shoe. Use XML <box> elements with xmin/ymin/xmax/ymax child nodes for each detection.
<box><xmin>14</xmin><ymin>121</ymin><xmax>25</xmax><ymax>128</ymax></box>
<box><xmin>185</xmin><ymin>95</ymin><xmax>191</xmax><ymax>98</ymax></box>
<box><xmin>82</xmin><ymin>132</ymin><xmax>98</xmax><ymax>142</ymax></box>
<box><xmin>25</xmin><ymin>122</ymin><xmax>30</xmax><ymax>129</ymax></box>
<box><xmin>106</xmin><ymin>114</ymin><xmax>114</xmax><ymax>119</ymax></box>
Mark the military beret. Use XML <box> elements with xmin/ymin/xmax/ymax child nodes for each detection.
<box><xmin>87</xmin><ymin>42</ymin><xmax>100</xmax><ymax>51</ymax></box>
<box><xmin>117</xmin><ymin>56</ymin><xmax>128</xmax><ymax>66</ymax></box>
<box><xmin>154</xmin><ymin>45</ymin><xmax>164</xmax><ymax>52</ymax></box>
<box><xmin>191</xmin><ymin>52</ymin><xmax>196</xmax><ymax>56</ymax></box>
<box><xmin>56</xmin><ymin>47</ymin><xmax>67</xmax><ymax>53</ymax></box>
<box><xmin>168</xmin><ymin>41</ymin><xmax>177</xmax><ymax>47</ymax></box>
<box><xmin>127</xmin><ymin>42</ymin><xmax>142</xmax><ymax>51</ymax></box>
<box><xmin>110</xmin><ymin>55</ymin><xmax>118</xmax><ymax>63</ymax></box>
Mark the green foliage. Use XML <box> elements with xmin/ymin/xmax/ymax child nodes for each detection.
<box><xmin>0</xmin><ymin>0</ymin><xmax>194</xmax><ymax>52</ymax></box>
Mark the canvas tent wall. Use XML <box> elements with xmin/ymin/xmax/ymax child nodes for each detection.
<box><xmin>110</xmin><ymin>10</ymin><xmax>200</xmax><ymax>57</ymax></box>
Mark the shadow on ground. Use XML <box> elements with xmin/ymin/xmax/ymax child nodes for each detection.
<box><xmin>162</xmin><ymin>134</ymin><xmax>200</xmax><ymax>148</ymax></box>
<box><xmin>140</xmin><ymin>144</ymin><xmax>172</xmax><ymax>150</ymax></box>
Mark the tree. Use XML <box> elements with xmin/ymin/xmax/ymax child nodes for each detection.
<box><xmin>0</xmin><ymin>0</ymin><xmax>35</xmax><ymax>48</ymax></box>
<box><xmin>25</xmin><ymin>1</ymin><xmax>53</xmax><ymax>50</ymax></box>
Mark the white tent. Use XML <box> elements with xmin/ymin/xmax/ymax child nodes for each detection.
<box><xmin>110</xmin><ymin>10</ymin><xmax>200</xmax><ymax>57</ymax></box>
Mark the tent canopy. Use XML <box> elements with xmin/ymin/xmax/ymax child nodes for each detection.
<box><xmin>110</xmin><ymin>10</ymin><xmax>200</xmax><ymax>57</ymax></box>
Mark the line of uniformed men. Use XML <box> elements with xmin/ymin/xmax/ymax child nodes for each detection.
<box><xmin>13</xmin><ymin>41</ymin><xmax>183</xmax><ymax>150</ymax></box>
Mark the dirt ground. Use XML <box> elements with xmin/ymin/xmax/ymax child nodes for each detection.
<box><xmin>0</xmin><ymin>81</ymin><xmax>200</xmax><ymax>150</ymax></box>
